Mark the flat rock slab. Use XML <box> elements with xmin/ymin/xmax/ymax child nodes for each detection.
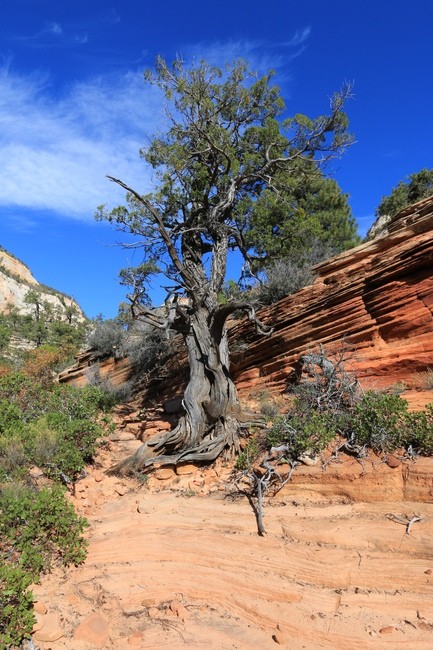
<box><xmin>73</xmin><ymin>612</ymin><xmax>109</xmax><ymax>647</ymax></box>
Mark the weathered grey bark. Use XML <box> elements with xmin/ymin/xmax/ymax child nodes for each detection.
<box><xmin>110</xmin><ymin>306</ymin><xmax>254</xmax><ymax>475</ymax></box>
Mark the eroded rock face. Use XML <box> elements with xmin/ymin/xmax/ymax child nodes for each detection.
<box><xmin>230</xmin><ymin>195</ymin><xmax>433</xmax><ymax>395</ymax></box>
<box><xmin>61</xmin><ymin>196</ymin><xmax>433</xmax><ymax>407</ymax></box>
<box><xmin>59</xmin><ymin>349</ymin><xmax>133</xmax><ymax>387</ymax></box>
<box><xmin>32</xmin><ymin>437</ymin><xmax>433</xmax><ymax>650</ymax></box>
<box><xmin>0</xmin><ymin>247</ymin><xmax>85</xmax><ymax>321</ymax></box>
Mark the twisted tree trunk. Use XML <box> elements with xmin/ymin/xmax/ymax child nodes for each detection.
<box><xmin>110</xmin><ymin>306</ymin><xmax>245</xmax><ymax>475</ymax></box>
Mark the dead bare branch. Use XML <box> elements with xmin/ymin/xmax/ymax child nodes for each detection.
<box><xmin>386</xmin><ymin>513</ymin><xmax>423</xmax><ymax>535</ymax></box>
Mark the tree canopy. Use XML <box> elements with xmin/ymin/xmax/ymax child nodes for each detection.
<box><xmin>245</xmin><ymin>164</ymin><xmax>360</xmax><ymax>269</ymax></box>
<box><xmin>376</xmin><ymin>168</ymin><xmax>433</xmax><ymax>218</ymax></box>
<box><xmin>97</xmin><ymin>57</ymin><xmax>354</xmax><ymax>474</ymax></box>
<box><xmin>98</xmin><ymin>57</ymin><xmax>354</xmax><ymax>311</ymax></box>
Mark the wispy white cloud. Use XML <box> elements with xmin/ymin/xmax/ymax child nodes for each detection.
<box><xmin>183</xmin><ymin>38</ymin><xmax>294</xmax><ymax>76</ymax></box>
<box><xmin>47</xmin><ymin>22</ymin><xmax>63</xmax><ymax>37</ymax></box>
<box><xmin>184</xmin><ymin>39</ymin><xmax>283</xmax><ymax>73</ymax></box>
<box><xmin>3</xmin><ymin>212</ymin><xmax>39</xmax><ymax>234</ymax></box>
<box><xmin>0</xmin><ymin>66</ymin><xmax>163</xmax><ymax>222</ymax></box>
<box><xmin>285</xmin><ymin>27</ymin><xmax>312</xmax><ymax>48</ymax></box>
<box><xmin>12</xmin><ymin>20</ymin><xmax>89</xmax><ymax>49</ymax></box>
<box><xmin>282</xmin><ymin>27</ymin><xmax>312</xmax><ymax>61</ymax></box>
<box><xmin>0</xmin><ymin>34</ymin><xmax>312</xmax><ymax>227</ymax></box>
<box><xmin>182</xmin><ymin>32</ymin><xmax>311</xmax><ymax>88</ymax></box>
<box><xmin>356</xmin><ymin>213</ymin><xmax>375</xmax><ymax>237</ymax></box>
<box><xmin>74</xmin><ymin>33</ymin><xmax>88</xmax><ymax>45</ymax></box>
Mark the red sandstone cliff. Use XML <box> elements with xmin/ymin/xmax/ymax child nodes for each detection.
<box><xmin>60</xmin><ymin>196</ymin><xmax>433</xmax><ymax>410</ymax></box>
<box><xmin>230</xmin><ymin>194</ymin><xmax>433</xmax><ymax>395</ymax></box>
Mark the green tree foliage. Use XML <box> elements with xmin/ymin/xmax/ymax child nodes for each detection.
<box><xmin>376</xmin><ymin>168</ymin><xmax>433</xmax><ymax>217</ymax></box>
<box><xmin>98</xmin><ymin>58</ymin><xmax>353</xmax><ymax>307</ymax></box>
<box><xmin>0</xmin><ymin>319</ymin><xmax>11</xmax><ymax>352</ymax></box>
<box><xmin>245</xmin><ymin>165</ymin><xmax>360</xmax><ymax>269</ymax></box>
<box><xmin>97</xmin><ymin>56</ymin><xmax>354</xmax><ymax>474</ymax></box>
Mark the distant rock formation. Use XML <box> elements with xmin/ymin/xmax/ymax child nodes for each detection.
<box><xmin>0</xmin><ymin>247</ymin><xmax>85</xmax><ymax>321</ymax></box>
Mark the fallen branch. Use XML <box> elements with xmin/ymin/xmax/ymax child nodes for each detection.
<box><xmin>386</xmin><ymin>513</ymin><xmax>423</xmax><ymax>535</ymax></box>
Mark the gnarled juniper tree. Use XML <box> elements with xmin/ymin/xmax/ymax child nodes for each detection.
<box><xmin>97</xmin><ymin>56</ymin><xmax>353</xmax><ymax>474</ymax></box>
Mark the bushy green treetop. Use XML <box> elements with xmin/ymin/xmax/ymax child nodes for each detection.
<box><xmin>376</xmin><ymin>168</ymin><xmax>433</xmax><ymax>217</ymax></box>
<box><xmin>244</xmin><ymin>164</ymin><xmax>360</xmax><ymax>268</ymax></box>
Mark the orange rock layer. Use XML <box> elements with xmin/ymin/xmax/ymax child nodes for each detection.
<box><xmin>230</xmin><ymin>195</ymin><xmax>433</xmax><ymax>396</ymax></box>
<box><xmin>61</xmin><ymin>196</ymin><xmax>433</xmax><ymax>412</ymax></box>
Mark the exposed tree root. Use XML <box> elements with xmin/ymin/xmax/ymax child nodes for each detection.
<box><xmin>108</xmin><ymin>412</ymin><xmax>253</xmax><ymax>476</ymax></box>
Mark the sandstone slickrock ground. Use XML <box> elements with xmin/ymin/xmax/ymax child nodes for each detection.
<box><xmin>32</xmin><ymin>433</ymin><xmax>433</xmax><ymax>650</ymax></box>
<box><xmin>39</xmin><ymin>196</ymin><xmax>433</xmax><ymax>648</ymax></box>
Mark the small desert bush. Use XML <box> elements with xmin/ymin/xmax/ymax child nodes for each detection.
<box><xmin>257</xmin><ymin>258</ymin><xmax>315</xmax><ymax>305</ymax></box>
<box><xmin>235</xmin><ymin>435</ymin><xmax>260</xmax><ymax>470</ymax></box>
<box><xmin>406</xmin><ymin>405</ymin><xmax>433</xmax><ymax>454</ymax></box>
<box><xmin>85</xmin><ymin>365</ymin><xmax>133</xmax><ymax>406</ymax></box>
<box><xmin>267</xmin><ymin>410</ymin><xmax>338</xmax><ymax>460</ymax></box>
<box><xmin>340</xmin><ymin>392</ymin><xmax>433</xmax><ymax>455</ymax></box>
<box><xmin>0</xmin><ymin>483</ymin><xmax>88</xmax><ymax>647</ymax></box>
<box><xmin>0</xmin><ymin>564</ymin><xmax>35</xmax><ymax>648</ymax></box>
<box><xmin>266</xmin><ymin>343</ymin><xmax>433</xmax><ymax>462</ymax></box>
<box><xmin>87</xmin><ymin>318</ymin><xmax>126</xmax><ymax>358</ymax></box>
<box><xmin>387</xmin><ymin>380</ymin><xmax>408</xmax><ymax>395</ymax></box>
<box><xmin>125</xmin><ymin>324</ymin><xmax>170</xmax><ymax>373</ymax></box>
<box><xmin>347</xmin><ymin>392</ymin><xmax>408</xmax><ymax>453</ymax></box>
<box><xmin>249</xmin><ymin>389</ymin><xmax>281</xmax><ymax>420</ymax></box>
<box><xmin>22</xmin><ymin>345</ymin><xmax>67</xmax><ymax>387</ymax></box>
<box><xmin>288</xmin><ymin>345</ymin><xmax>361</xmax><ymax>413</ymax></box>
<box><xmin>269</xmin><ymin>390</ymin><xmax>433</xmax><ymax>461</ymax></box>
<box><xmin>415</xmin><ymin>368</ymin><xmax>433</xmax><ymax>390</ymax></box>
<box><xmin>0</xmin><ymin>371</ymin><xmax>109</xmax><ymax>646</ymax></box>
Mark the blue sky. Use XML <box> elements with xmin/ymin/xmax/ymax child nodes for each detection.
<box><xmin>1</xmin><ymin>0</ymin><xmax>432</xmax><ymax>318</ymax></box>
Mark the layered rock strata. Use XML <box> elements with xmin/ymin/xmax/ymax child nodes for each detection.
<box><xmin>61</xmin><ymin>196</ymin><xmax>433</xmax><ymax>416</ymax></box>
<box><xmin>230</xmin><ymin>195</ymin><xmax>433</xmax><ymax>394</ymax></box>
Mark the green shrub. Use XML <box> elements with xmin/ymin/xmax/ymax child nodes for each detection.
<box><xmin>267</xmin><ymin>410</ymin><xmax>337</xmax><ymax>459</ymax></box>
<box><xmin>0</xmin><ymin>375</ymin><xmax>110</xmax><ymax>483</ymax></box>
<box><xmin>235</xmin><ymin>436</ymin><xmax>260</xmax><ymax>470</ymax></box>
<box><xmin>404</xmin><ymin>404</ymin><xmax>433</xmax><ymax>455</ymax></box>
<box><xmin>0</xmin><ymin>564</ymin><xmax>35</xmax><ymax>648</ymax></box>
<box><xmin>0</xmin><ymin>372</ymin><xmax>111</xmax><ymax>645</ymax></box>
<box><xmin>340</xmin><ymin>393</ymin><xmax>433</xmax><ymax>455</ymax></box>
<box><xmin>25</xmin><ymin>412</ymin><xmax>103</xmax><ymax>482</ymax></box>
<box><xmin>0</xmin><ymin>483</ymin><xmax>88</xmax><ymax>646</ymax></box>
<box><xmin>349</xmin><ymin>392</ymin><xmax>408</xmax><ymax>453</ymax></box>
<box><xmin>0</xmin><ymin>437</ymin><xmax>28</xmax><ymax>479</ymax></box>
<box><xmin>0</xmin><ymin>484</ymin><xmax>88</xmax><ymax>575</ymax></box>
<box><xmin>85</xmin><ymin>367</ymin><xmax>133</xmax><ymax>407</ymax></box>
<box><xmin>0</xmin><ymin>399</ymin><xmax>24</xmax><ymax>435</ymax></box>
